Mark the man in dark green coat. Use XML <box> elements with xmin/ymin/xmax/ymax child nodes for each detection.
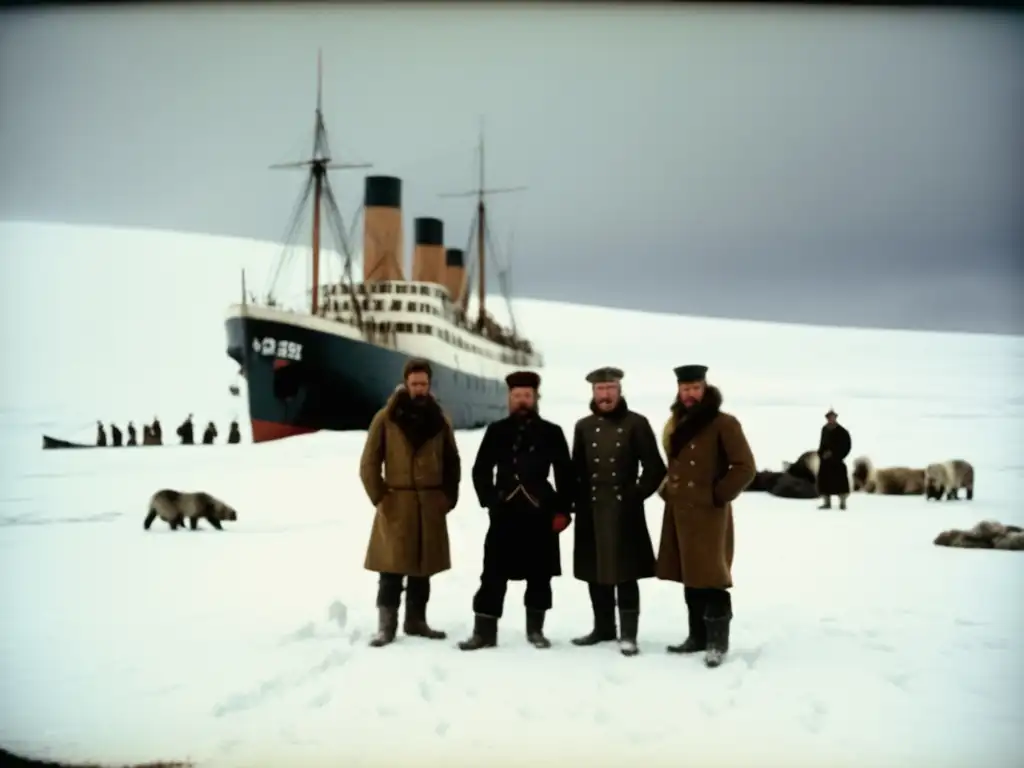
<box><xmin>570</xmin><ymin>367</ymin><xmax>667</xmax><ymax>656</ymax></box>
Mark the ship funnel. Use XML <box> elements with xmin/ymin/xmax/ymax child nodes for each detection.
<box><xmin>363</xmin><ymin>176</ymin><xmax>404</xmax><ymax>282</ymax></box>
<box><xmin>411</xmin><ymin>217</ymin><xmax>445</xmax><ymax>285</ymax></box>
<box><xmin>444</xmin><ymin>248</ymin><xmax>465</xmax><ymax>303</ymax></box>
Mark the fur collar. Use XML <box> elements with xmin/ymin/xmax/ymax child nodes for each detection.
<box><xmin>662</xmin><ymin>385</ymin><xmax>723</xmax><ymax>458</ymax></box>
<box><xmin>388</xmin><ymin>387</ymin><xmax>447</xmax><ymax>451</ymax></box>
<box><xmin>589</xmin><ymin>397</ymin><xmax>629</xmax><ymax>420</ymax></box>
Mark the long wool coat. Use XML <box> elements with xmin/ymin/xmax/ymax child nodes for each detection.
<box><xmin>359</xmin><ymin>389</ymin><xmax>461</xmax><ymax>578</ymax></box>
<box><xmin>655</xmin><ymin>386</ymin><xmax>756</xmax><ymax>589</ymax></box>
<box><xmin>816</xmin><ymin>423</ymin><xmax>852</xmax><ymax>496</ymax></box>
<box><xmin>571</xmin><ymin>399</ymin><xmax>666</xmax><ymax>585</ymax></box>
<box><xmin>472</xmin><ymin>413</ymin><xmax>575</xmax><ymax>581</ymax></box>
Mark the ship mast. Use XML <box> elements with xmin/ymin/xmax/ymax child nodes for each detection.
<box><xmin>269</xmin><ymin>50</ymin><xmax>371</xmax><ymax>316</ymax></box>
<box><xmin>440</xmin><ymin>121</ymin><xmax>526</xmax><ymax>330</ymax></box>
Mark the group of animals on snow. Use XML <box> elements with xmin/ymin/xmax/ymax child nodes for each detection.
<box><xmin>747</xmin><ymin>452</ymin><xmax>975</xmax><ymax>501</ymax></box>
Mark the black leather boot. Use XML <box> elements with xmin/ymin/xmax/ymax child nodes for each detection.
<box><xmin>703</xmin><ymin>589</ymin><xmax>733</xmax><ymax>668</ymax></box>
<box><xmin>526</xmin><ymin>609</ymin><xmax>551</xmax><ymax>649</ymax></box>
<box><xmin>618</xmin><ymin>609</ymin><xmax>640</xmax><ymax>657</ymax></box>
<box><xmin>368</xmin><ymin>606</ymin><xmax>399</xmax><ymax>648</ymax></box>
<box><xmin>667</xmin><ymin>588</ymin><xmax>707</xmax><ymax>654</ymax></box>
<box><xmin>704</xmin><ymin>615</ymin><xmax>731</xmax><ymax>668</ymax></box>
<box><xmin>572</xmin><ymin>585</ymin><xmax>617</xmax><ymax>646</ymax></box>
<box><xmin>457</xmin><ymin>614</ymin><xmax>498</xmax><ymax>651</ymax></box>
<box><xmin>403</xmin><ymin>600</ymin><xmax>446</xmax><ymax>640</ymax></box>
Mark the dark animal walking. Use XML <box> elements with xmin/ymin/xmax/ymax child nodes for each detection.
<box><xmin>144</xmin><ymin>489</ymin><xmax>239</xmax><ymax>531</ymax></box>
<box><xmin>359</xmin><ymin>359</ymin><xmax>461</xmax><ymax>648</ymax></box>
<box><xmin>569</xmin><ymin>366</ymin><xmax>665</xmax><ymax>657</ymax></box>
<box><xmin>458</xmin><ymin>371</ymin><xmax>575</xmax><ymax>652</ymax></box>
<box><xmin>656</xmin><ymin>365</ymin><xmax>756</xmax><ymax>669</ymax></box>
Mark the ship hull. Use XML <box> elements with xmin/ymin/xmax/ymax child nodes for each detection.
<box><xmin>226</xmin><ymin>312</ymin><xmax>511</xmax><ymax>442</ymax></box>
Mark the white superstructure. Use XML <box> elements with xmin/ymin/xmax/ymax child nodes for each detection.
<box><xmin>227</xmin><ymin>279</ymin><xmax>543</xmax><ymax>381</ymax></box>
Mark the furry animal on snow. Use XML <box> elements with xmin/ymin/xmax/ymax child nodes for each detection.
<box><xmin>924</xmin><ymin>459</ymin><xmax>975</xmax><ymax>501</ymax></box>
<box><xmin>934</xmin><ymin>520</ymin><xmax>1023</xmax><ymax>551</ymax></box>
<box><xmin>144</xmin><ymin>489</ymin><xmax>239</xmax><ymax>531</ymax></box>
<box><xmin>743</xmin><ymin>451</ymin><xmax>819</xmax><ymax>499</ymax></box>
<box><xmin>781</xmin><ymin>450</ymin><xmax>820</xmax><ymax>485</ymax></box>
<box><xmin>851</xmin><ymin>456</ymin><xmax>925</xmax><ymax>495</ymax></box>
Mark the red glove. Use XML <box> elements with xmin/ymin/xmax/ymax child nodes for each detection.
<box><xmin>552</xmin><ymin>513</ymin><xmax>571</xmax><ymax>533</ymax></box>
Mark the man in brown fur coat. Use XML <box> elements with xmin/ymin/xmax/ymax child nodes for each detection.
<box><xmin>656</xmin><ymin>365</ymin><xmax>756</xmax><ymax>668</ymax></box>
<box><xmin>359</xmin><ymin>358</ymin><xmax>461</xmax><ymax>648</ymax></box>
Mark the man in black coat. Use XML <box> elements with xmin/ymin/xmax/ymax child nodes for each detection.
<box><xmin>817</xmin><ymin>408</ymin><xmax>852</xmax><ymax>509</ymax></box>
<box><xmin>177</xmin><ymin>414</ymin><xmax>195</xmax><ymax>446</ymax></box>
<box><xmin>458</xmin><ymin>371</ymin><xmax>576</xmax><ymax>651</ymax></box>
<box><xmin>570</xmin><ymin>366</ymin><xmax>666</xmax><ymax>657</ymax></box>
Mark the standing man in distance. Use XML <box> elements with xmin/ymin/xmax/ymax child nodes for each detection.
<box><xmin>657</xmin><ymin>364</ymin><xmax>756</xmax><ymax>668</ymax></box>
<box><xmin>816</xmin><ymin>408</ymin><xmax>852</xmax><ymax>510</ymax></box>
<box><xmin>570</xmin><ymin>367</ymin><xmax>666</xmax><ymax>657</ymax></box>
<box><xmin>459</xmin><ymin>371</ymin><xmax>576</xmax><ymax>651</ymax></box>
<box><xmin>359</xmin><ymin>358</ymin><xmax>461</xmax><ymax>648</ymax></box>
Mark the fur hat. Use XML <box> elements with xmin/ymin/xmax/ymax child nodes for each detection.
<box><xmin>506</xmin><ymin>370</ymin><xmax>541</xmax><ymax>390</ymax></box>
<box><xmin>674</xmin><ymin>364</ymin><xmax>708</xmax><ymax>383</ymax></box>
<box><xmin>585</xmin><ymin>366</ymin><xmax>624</xmax><ymax>384</ymax></box>
<box><xmin>825</xmin><ymin>407</ymin><xmax>838</xmax><ymax>418</ymax></box>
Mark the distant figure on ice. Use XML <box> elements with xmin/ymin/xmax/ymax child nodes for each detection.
<box><xmin>95</xmin><ymin>420</ymin><xmax>107</xmax><ymax>447</ymax></box>
<box><xmin>227</xmin><ymin>419</ymin><xmax>241</xmax><ymax>444</ymax></box>
<box><xmin>177</xmin><ymin>414</ymin><xmax>194</xmax><ymax>445</ymax></box>
<box><xmin>816</xmin><ymin>408</ymin><xmax>852</xmax><ymax>510</ymax></box>
<box><xmin>570</xmin><ymin>366</ymin><xmax>665</xmax><ymax>657</ymax></box>
<box><xmin>202</xmin><ymin>421</ymin><xmax>218</xmax><ymax>445</ymax></box>
<box><xmin>656</xmin><ymin>364</ymin><xmax>756</xmax><ymax>669</ymax></box>
<box><xmin>150</xmin><ymin>417</ymin><xmax>163</xmax><ymax>445</ymax></box>
<box><xmin>459</xmin><ymin>370</ymin><xmax>575</xmax><ymax>652</ymax></box>
<box><xmin>359</xmin><ymin>359</ymin><xmax>461</xmax><ymax>648</ymax></box>
<box><xmin>110</xmin><ymin>423</ymin><xmax>123</xmax><ymax>447</ymax></box>
<box><xmin>126</xmin><ymin>421</ymin><xmax>138</xmax><ymax>446</ymax></box>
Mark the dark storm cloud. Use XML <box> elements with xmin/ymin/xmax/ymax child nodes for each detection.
<box><xmin>1</xmin><ymin>5</ymin><xmax>1021</xmax><ymax>334</ymax></box>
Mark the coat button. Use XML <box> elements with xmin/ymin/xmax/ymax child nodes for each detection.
<box><xmin>616</xmin><ymin>494</ymin><xmax>622</xmax><ymax>501</ymax></box>
<box><xmin>617</xmin><ymin>428</ymin><xmax>623</xmax><ymax>433</ymax></box>
<box><xmin>615</xmin><ymin>442</ymin><xmax>621</xmax><ymax>447</ymax></box>
<box><xmin>671</xmin><ymin>475</ymin><xmax>678</xmax><ymax>481</ymax></box>
<box><xmin>690</xmin><ymin>443</ymin><xmax>696</xmax><ymax>450</ymax></box>
<box><xmin>596</xmin><ymin>427</ymin><xmax>601</xmax><ymax>432</ymax></box>
<box><xmin>594</xmin><ymin>458</ymin><xmax>600</xmax><ymax>463</ymax></box>
<box><xmin>591</xmin><ymin>495</ymin><xmax>597</xmax><ymax>501</ymax></box>
<box><xmin>690</xmin><ymin>460</ymin><xmax>695</xmax><ymax>466</ymax></box>
<box><xmin>592</xmin><ymin>473</ymin><xmax>597</xmax><ymax>479</ymax></box>
<box><xmin>687</xmin><ymin>481</ymin><xmax>695</xmax><ymax>488</ymax></box>
<box><xmin>592</xmin><ymin>442</ymin><xmax>597</xmax><ymax>447</ymax></box>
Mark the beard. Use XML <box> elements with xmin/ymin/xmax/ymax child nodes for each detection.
<box><xmin>511</xmin><ymin>402</ymin><xmax>536</xmax><ymax>418</ymax></box>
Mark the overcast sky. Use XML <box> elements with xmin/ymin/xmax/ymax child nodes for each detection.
<box><xmin>1</xmin><ymin>4</ymin><xmax>1021</xmax><ymax>334</ymax></box>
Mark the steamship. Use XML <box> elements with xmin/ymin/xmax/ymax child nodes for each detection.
<box><xmin>224</xmin><ymin>56</ymin><xmax>542</xmax><ymax>443</ymax></box>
